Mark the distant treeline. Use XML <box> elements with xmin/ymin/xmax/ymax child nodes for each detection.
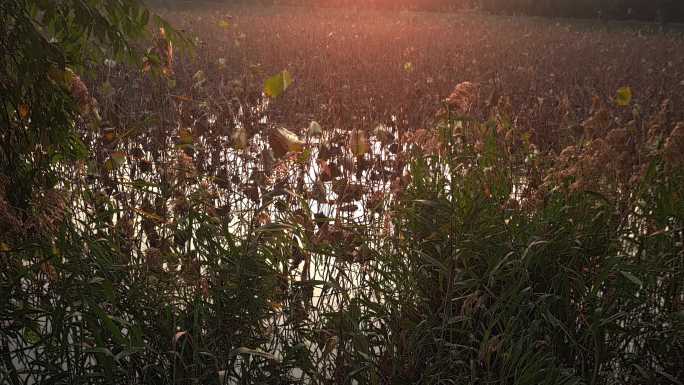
<box><xmin>479</xmin><ymin>0</ymin><xmax>684</xmax><ymax>22</ymax></box>
<box><xmin>154</xmin><ymin>0</ymin><xmax>477</xmax><ymax>11</ymax></box>
<box><xmin>157</xmin><ymin>0</ymin><xmax>684</xmax><ymax>22</ymax></box>
<box><xmin>273</xmin><ymin>0</ymin><xmax>475</xmax><ymax>11</ymax></box>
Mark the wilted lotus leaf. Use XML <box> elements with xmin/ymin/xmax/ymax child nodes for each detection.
<box><xmin>18</xmin><ymin>103</ymin><xmax>29</xmax><ymax>120</ymax></box>
<box><xmin>334</xmin><ymin>181</ymin><xmax>364</xmax><ymax>203</ymax></box>
<box><xmin>308</xmin><ymin>120</ymin><xmax>323</xmax><ymax>136</ymax></box>
<box><xmin>582</xmin><ymin>107</ymin><xmax>610</xmax><ymax>138</ymax></box>
<box><xmin>318</xmin><ymin>145</ymin><xmax>330</xmax><ymax>160</ymax></box>
<box><xmin>331</xmin><ymin>179</ymin><xmax>346</xmax><ymax>197</ymax></box>
<box><xmin>100</xmin><ymin>81</ymin><xmax>115</xmax><ymax>98</ymax></box>
<box><xmin>145</xmin><ymin>247</ymin><xmax>162</xmax><ymax>272</ymax></box>
<box><xmin>338</xmin><ymin>203</ymin><xmax>358</xmax><ymax>213</ymax></box>
<box><xmin>367</xmin><ymin>192</ymin><xmax>385</xmax><ymax>214</ymax></box>
<box><xmin>318</xmin><ymin>160</ymin><xmax>332</xmax><ymax>181</ymax></box>
<box><xmin>310</xmin><ymin>181</ymin><xmax>327</xmax><ymax>203</ymax></box>
<box><xmin>232</xmin><ymin>126</ymin><xmax>248</xmax><ymax>149</ymax></box>
<box><xmin>663</xmin><ymin>122</ymin><xmax>684</xmax><ymax>167</ymax></box>
<box><xmin>47</xmin><ymin>66</ymin><xmax>75</xmax><ymax>87</ymax></box>
<box><xmin>356</xmin><ymin>155</ymin><xmax>369</xmax><ymax>176</ymax></box>
<box><xmin>104</xmin><ymin>151</ymin><xmax>127</xmax><ymax>171</ymax></box>
<box><xmin>349</xmin><ymin>130</ymin><xmax>369</xmax><ymax>156</ymax></box>
<box><xmin>261</xmin><ymin>148</ymin><xmax>275</xmax><ymax>175</ymax></box>
<box><xmin>373</xmin><ymin>124</ymin><xmax>393</xmax><ymax>145</ymax></box>
<box><xmin>215</xmin><ymin>173</ymin><xmax>232</xmax><ymax>189</ymax></box>
<box><xmin>341</xmin><ymin>154</ymin><xmax>355</xmax><ymax>171</ymax></box>
<box><xmin>192</xmin><ymin>70</ymin><xmax>206</xmax><ymax>88</ymax></box>
<box><xmin>217</xmin><ymin>58</ymin><xmax>227</xmax><ymax>69</ymax></box>
<box><xmin>70</xmin><ymin>72</ymin><xmax>96</xmax><ymax>114</ymax></box>
<box><xmin>269</xmin><ymin>127</ymin><xmax>303</xmax><ymax>158</ymax></box>
<box><xmin>292</xmin><ymin>208</ymin><xmax>314</xmax><ymax>232</ymax></box>
<box><xmin>102</xmin><ymin>127</ymin><xmax>116</xmax><ymax>145</ymax></box>
<box><xmin>241</xmin><ymin>184</ymin><xmax>260</xmax><ymax>204</ymax></box>
<box><xmin>179</xmin><ymin>128</ymin><xmax>193</xmax><ymax>145</ymax></box>
<box><xmin>319</xmin><ymin>160</ymin><xmax>340</xmax><ymax>182</ymax></box>
<box><xmin>130</xmin><ymin>147</ymin><xmax>144</xmax><ymax>159</ymax></box>
<box><xmin>257</xmin><ymin>211</ymin><xmax>270</xmax><ymax>225</ymax></box>
<box><xmin>447</xmin><ymin>81</ymin><xmax>478</xmax><ymax>114</ymax></box>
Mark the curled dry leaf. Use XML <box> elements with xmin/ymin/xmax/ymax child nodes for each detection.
<box><xmin>172</xmin><ymin>331</ymin><xmax>191</xmax><ymax>347</ymax></box>
<box><xmin>179</xmin><ymin>128</ymin><xmax>193</xmax><ymax>145</ymax></box>
<box><xmin>18</xmin><ymin>103</ymin><xmax>29</xmax><ymax>120</ymax></box>
<box><xmin>373</xmin><ymin>124</ymin><xmax>393</xmax><ymax>145</ymax></box>
<box><xmin>232</xmin><ymin>126</ymin><xmax>248</xmax><ymax>149</ymax></box>
<box><xmin>446</xmin><ymin>81</ymin><xmax>478</xmax><ymax>114</ymax></box>
<box><xmin>338</xmin><ymin>203</ymin><xmax>358</xmax><ymax>212</ymax></box>
<box><xmin>269</xmin><ymin>127</ymin><xmax>303</xmax><ymax>158</ymax></box>
<box><xmin>308</xmin><ymin>120</ymin><xmax>323</xmax><ymax>136</ymax></box>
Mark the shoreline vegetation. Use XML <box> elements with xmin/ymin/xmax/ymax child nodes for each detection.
<box><xmin>1</xmin><ymin>2</ymin><xmax>683</xmax><ymax>384</ymax></box>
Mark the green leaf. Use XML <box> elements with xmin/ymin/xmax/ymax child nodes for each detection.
<box><xmin>620</xmin><ymin>270</ymin><xmax>642</xmax><ymax>287</ymax></box>
<box><xmin>111</xmin><ymin>151</ymin><xmax>127</xmax><ymax>168</ymax></box>
<box><xmin>263</xmin><ymin>70</ymin><xmax>293</xmax><ymax>98</ymax></box>
<box><xmin>86</xmin><ymin>347</ymin><xmax>115</xmax><ymax>357</ymax></box>
<box><xmin>93</xmin><ymin>306</ymin><xmax>127</xmax><ymax>345</ymax></box>
<box><xmin>230</xmin><ymin>347</ymin><xmax>280</xmax><ymax>362</ymax></box>
<box><xmin>23</xmin><ymin>328</ymin><xmax>41</xmax><ymax>344</ymax></box>
<box><xmin>100</xmin><ymin>81</ymin><xmax>115</xmax><ymax>97</ymax></box>
<box><xmin>615</xmin><ymin>86</ymin><xmax>632</xmax><ymax>106</ymax></box>
<box><xmin>140</xmin><ymin>9</ymin><xmax>150</xmax><ymax>27</ymax></box>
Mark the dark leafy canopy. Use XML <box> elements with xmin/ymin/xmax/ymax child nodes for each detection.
<box><xmin>0</xmin><ymin>1</ymin><xmax>155</xmax><ymax>381</ymax></box>
<box><xmin>0</xmin><ymin>0</ymin><xmax>152</xmax><ymax>211</ymax></box>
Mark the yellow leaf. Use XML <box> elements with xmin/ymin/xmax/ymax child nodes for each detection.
<box><xmin>47</xmin><ymin>67</ymin><xmax>75</xmax><ymax>88</ymax></box>
<box><xmin>218</xmin><ymin>19</ymin><xmax>230</xmax><ymax>29</ymax></box>
<box><xmin>263</xmin><ymin>70</ymin><xmax>293</xmax><ymax>98</ymax></box>
<box><xmin>133</xmin><ymin>207</ymin><xmax>166</xmax><ymax>223</ymax></box>
<box><xmin>179</xmin><ymin>128</ymin><xmax>193</xmax><ymax>145</ymax></box>
<box><xmin>349</xmin><ymin>130</ymin><xmax>369</xmax><ymax>157</ymax></box>
<box><xmin>615</xmin><ymin>86</ymin><xmax>632</xmax><ymax>107</ymax></box>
